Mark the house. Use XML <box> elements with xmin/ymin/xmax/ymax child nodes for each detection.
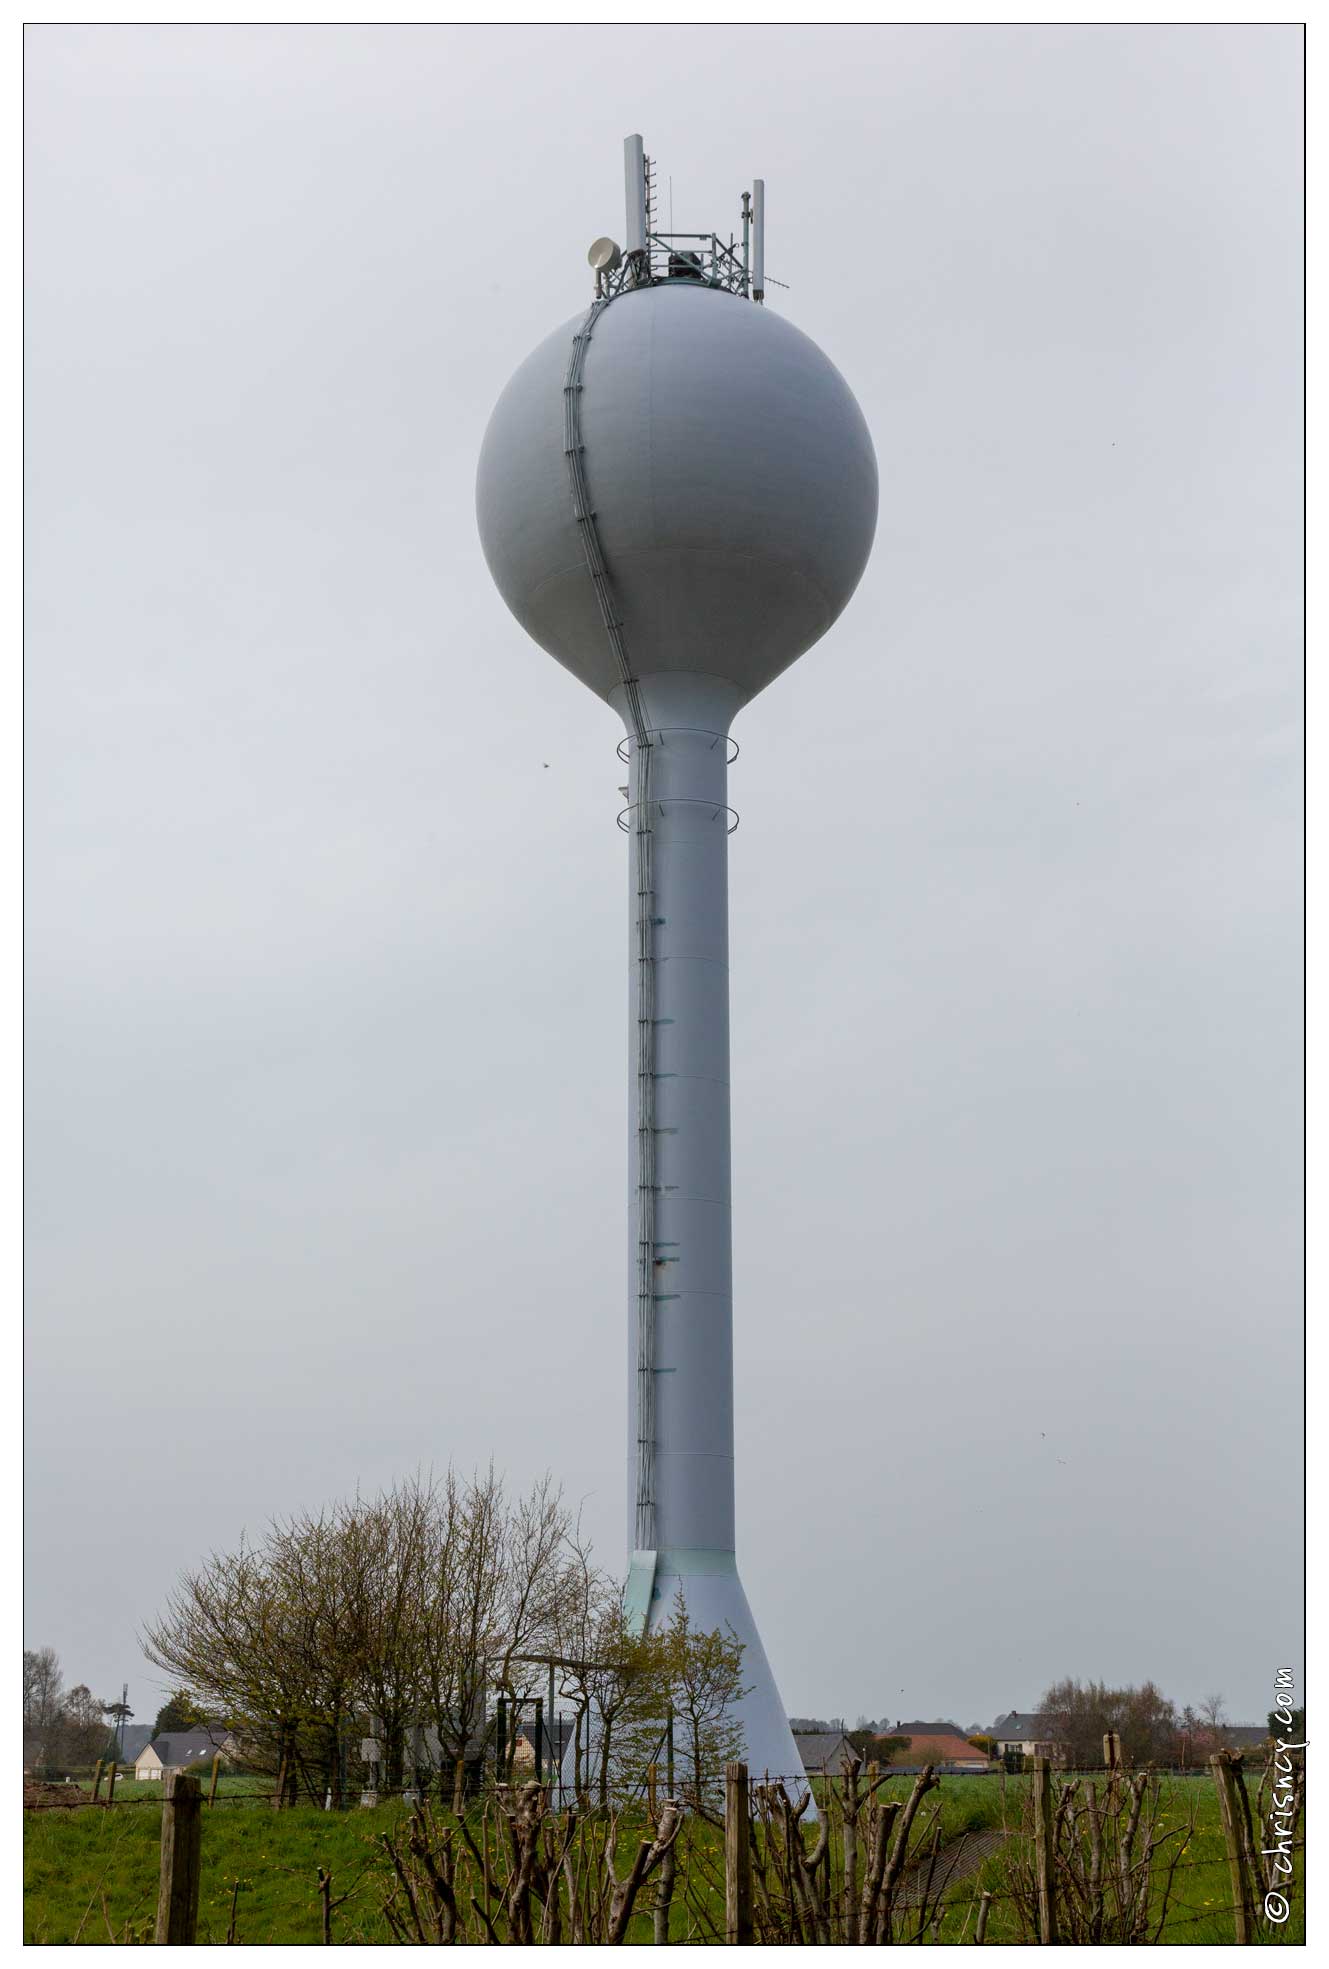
<box><xmin>793</xmin><ymin>1730</ymin><xmax>855</xmax><ymax>1781</ymax></box>
<box><xmin>1179</xmin><ymin>1722</ymin><xmax>1271</xmax><ymax>1764</ymax></box>
<box><xmin>359</xmin><ymin>1714</ymin><xmax>490</xmax><ymax>1782</ymax></box>
<box><xmin>1217</xmin><ymin>1725</ymin><xmax>1271</xmax><ymax>1752</ymax></box>
<box><xmin>882</xmin><ymin>1733</ymin><xmax>989</xmax><ymax>1772</ymax></box>
<box><xmin>990</xmin><ymin>1711</ymin><xmax>1059</xmax><ymax>1764</ymax></box>
<box><xmin>507</xmin><ymin>1713</ymin><xmax>575</xmax><ymax>1774</ymax></box>
<box><xmin>134</xmin><ymin>1728</ymin><xmax>233</xmax><ymax>1781</ymax></box>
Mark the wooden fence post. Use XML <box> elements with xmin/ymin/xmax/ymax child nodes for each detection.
<box><xmin>1210</xmin><ymin>1753</ymin><xmax>1255</xmax><ymax>1944</ymax></box>
<box><xmin>1102</xmin><ymin>1731</ymin><xmax>1121</xmax><ymax>1772</ymax></box>
<box><xmin>155</xmin><ymin>1771</ymin><xmax>202</xmax><ymax>1944</ymax></box>
<box><xmin>1031</xmin><ymin>1757</ymin><xmax>1059</xmax><ymax>1944</ymax></box>
<box><xmin>724</xmin><ymin>1762</ymin><xmax>753</xmax><ymax>1944</ymax></box>
<box><xmin>105</xmin><ymin>1761</ymin><xmax>118</xmax><ymax>1806</ymax></box>
<box><xmin>646</xmin><ymin>1762</ymin><xmax>658</xmax><ymax>1816</ymax></box>
<box><xmin>208</xmin><ymin>1753</ymin><xmax>221</xmax><ymax>1807</ymax></box>
<box><xmin>974</xmin><ymin>1888</ymin><xmax>993</xmax><ymax>1943</ymax></box>
<box><xmin>91</xmin><ymin>1759</ymin><xmax>104</xmax><ymax>1803</ymax></box>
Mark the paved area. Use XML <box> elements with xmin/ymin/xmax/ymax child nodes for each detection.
<box><xmin>895</xmin><ymin>1827</ymin><xmax>1009</xmax><ymax>1906</ymax></box>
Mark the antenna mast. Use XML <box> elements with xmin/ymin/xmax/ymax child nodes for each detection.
<box><xmin>624</xmin><ymin>134</ymin><xmax>647</xmax><ymax>272</ymax></box>
<box><xmin>752</xmin><ymin>179</ymin><xmax>765</xmax><ymax>303</ymax></box>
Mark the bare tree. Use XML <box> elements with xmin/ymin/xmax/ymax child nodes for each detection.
<box><xmin>62</xmin><ymin>1685</ymin><xmax>117</xmax><ymax>1766</ymax></box>
<box><xmin>23</xmin><ymin>1654</ymin><xmax>119</xmax><ymax>1773</ymax></box>
<box><xmin>143</xmin><ymin>1535</ymin><xmax>321</xmax><ymax>1801</ymax></box>
<box><xmin>1198</xmin><ymin>1691</ymin><xmax>1228</xmax><ymax>1732</ymax></box>
<box><xmin>341</xmin><ymin>1479</ymin><xmax>433</xmax><ymax>1791</ymax></box>
<box><xmin>264</xmin><ymin>1504</ymin><xmax>368</xmax><ymax>1804</ymax></box>
<box><xmin>1040</xmin><ymin>1677</ymin><xmax>1180</xmax><ymax>1769</ymax></box>
<box><xmin>418</xmin><ymin>1466</ymin><xmax>566</xmax><ymax>1800</ymax></box>
<box><xmin>144</xmin><ymin>1465</ymin><xmax>594</xmax><ymax>1809</ymax></box>
<box><xmin>492</xmin><ymin>1471</ymin><xmax>577</xmax><ymax>1745</ymax></box>
<box><xmin>417</xmin><ymin>1466</ymin><xmax>503</xmax><ymax>1802</ymax></box>
<box><xmin>23</xmin><ymin>1646</ymin><xmax>63</xmax><ymax>1736</ymax></box>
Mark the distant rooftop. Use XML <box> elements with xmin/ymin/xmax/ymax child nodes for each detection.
<box><xmin>990</xmin><ymin>1712</ymin><xmax>1053</xmax><ymax>1740</ymax></box>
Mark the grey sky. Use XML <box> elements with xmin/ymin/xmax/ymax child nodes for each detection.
<box><xmin>25</xmin><ymin>25</ymin><xmax>1301</xmax><ymax>1732</ymax></box>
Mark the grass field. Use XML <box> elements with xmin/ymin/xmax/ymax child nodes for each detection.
<box><xmin>25</xmin><ymin>1789</ymin><xmax>411</xmax><ymax>1945</ymax></box>
<box><xmin>23</xmin><ymin>1773</ymin><xmax>1303</xmax><ymax>1945</ymax></box>
<box><xmin>944</xmin><ymin>1774</ymin><xmax>1297</xmax><ymax>1947</ymax></box>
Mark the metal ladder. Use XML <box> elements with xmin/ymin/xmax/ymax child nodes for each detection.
<box><xmin>562</xmin><ymin>301</ymin><xmax>658</xmax><ymax>1558</ymax></box>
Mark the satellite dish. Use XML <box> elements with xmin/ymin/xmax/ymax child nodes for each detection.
<box><xmin>587</xmin><ymin>236</ymin><xmax>623</xmax><ymax>273</ymax></box>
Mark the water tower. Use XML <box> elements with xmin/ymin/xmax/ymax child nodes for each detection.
<box><xmin>476</xmin><ymin>136</ymin><xmax>877</xmax><ymax>1791</ymax></box>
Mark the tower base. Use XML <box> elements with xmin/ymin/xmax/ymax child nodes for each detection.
<box><xmin>645</xmin><ymin>1549</ymin><xmax>811</xmax><ymax>1811</ymax></box>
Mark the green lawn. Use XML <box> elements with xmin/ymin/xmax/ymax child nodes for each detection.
<box><xmin>93</xmin><ymin>1773</ymin><xmax>271</xmax><ymax>1807</ymax></box>
<box><xmin>24</xmin><ymin>1794</ymin><xmax>416</xmax><ymax>1945</ymax></box>
<box><xmin>799</xmin><ymin>1772</ymin><xmax>1267</xmax><ymax>1946</ymax></box>
<box><xmin>23</xmin><ymin>1773</ymin><xmax>1303</xmax><ymax>1945</ymax></box>
<box><xmin>931</xmin><ymin>1775</ymin><xmax>1297</xmax><ymax>1947</ymax></box>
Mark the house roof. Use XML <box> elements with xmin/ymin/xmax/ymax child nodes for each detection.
<box><xmin>890</xmin><ymin>1734</ymin><xmax>986</xmax><ymax>1766</ymax></box>
<box><xmin>139</xmin><ymin>1729</ymin><xmax>227</xmax><ymax>1767</ymax></box>
<box><xmin>793</xmin><ymin>1731</ymin><xmax>853</xmax><ymax>1774</ymax></box>
<box><xmin>114</xmin><ymin>1725</ymin><xmax>154</xmax><ymax>1762</ymax></box>
<box><xmin>892</xmin><ymin>1721</ymin><xmax>963</xmax><ymax>1737</ymax></box>
<box><xmin>990</xmin><ymin>1712</ymin><xmax>1053</xmax><ymax>1740</ymax></box>
<box><xmin>1218</xmin><ymin>1725</ymin><xmax>1270</xmax><ymax>1749</ymax></box>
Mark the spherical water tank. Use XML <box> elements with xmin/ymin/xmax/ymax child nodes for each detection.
<box><xmin>476</xmin><ymin>282</ymin><xmax>877</xmax><ymax>707</ymax></box>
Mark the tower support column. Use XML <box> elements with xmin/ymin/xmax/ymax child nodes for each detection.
<box><xmin>610</xmin><ymin>670</ymin><xmax>808</xmax><ymax>1803</ymax></box>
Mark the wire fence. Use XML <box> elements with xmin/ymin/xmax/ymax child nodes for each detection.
<box><xmin>25</xmin><ymin>1750</ymin><xmax>1306</xmax><ymax>1945</ymax></box>
<box><xmin>21</xmin><ymin>1757</ymin><xmax>1293</xmax><ymax>1807</ymax></box>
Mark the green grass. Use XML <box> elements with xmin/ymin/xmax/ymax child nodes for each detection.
<box><xmin>95</xmin><ymin>1774</ymin><xmax>270</xmax><ymax>1807</ymax></box>
<box><xmin>920</xmin><ymin>1775</ymin><xmax>1304</xmax><ymax>1947</ymax></box>
<box><xmin>24</xmin><ymin>1773</ymin><xmax>1303</xmax><ymax>1945</ymax></box>
<box><xmin>24</xmin><ymin>1794</ymin><xmax>418</xmax><ymax>1945</ymax></box>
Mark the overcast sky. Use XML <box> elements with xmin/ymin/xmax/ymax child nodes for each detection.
<box><xmin>25</xmin><ymin>24</ymin><xmax>1301</xmax><ymax>1733</ymax></box>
